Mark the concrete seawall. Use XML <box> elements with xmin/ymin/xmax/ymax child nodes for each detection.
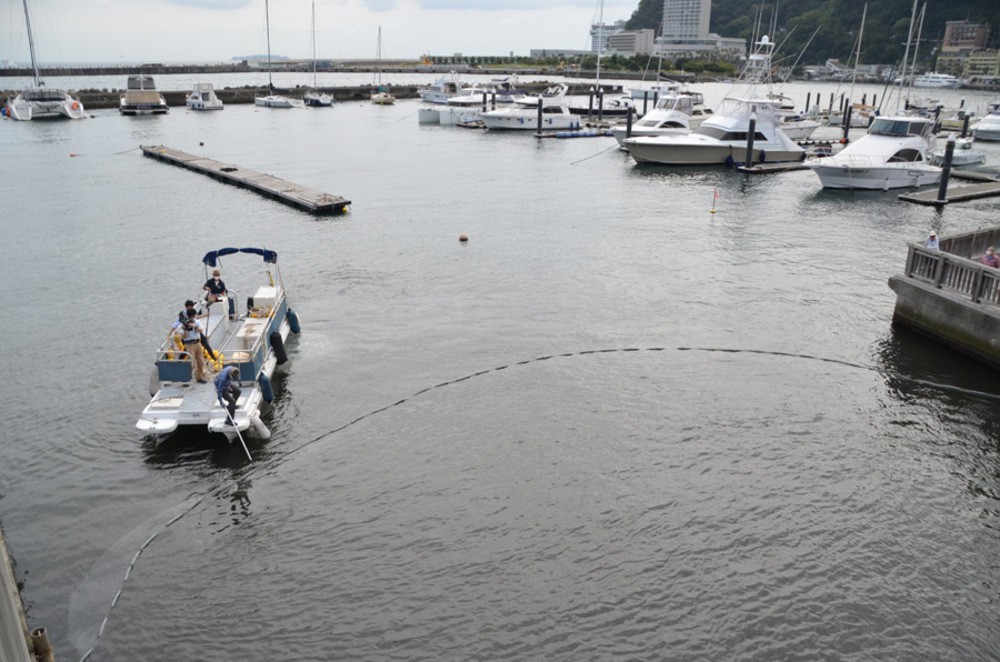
<box><xmin>0</xmin><ymin>526</ymin><xmax>32</xmax><ymax>662</ymax></box>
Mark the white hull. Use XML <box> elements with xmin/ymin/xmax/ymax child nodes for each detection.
<box><xmin>7</xmin><ymin>88</ymin><xmax>84</xmax><ymax>120</ymax></box>
<box><xmin>187</xmin><ymin>83</ymin><xmax>223</xmax><ymax>110</ymax></box>
<box><xmin>481</xmin><ymin>112</ymin><xmax>581</xmax><ymax>131</ymax></box>
<box><xmin>120</xmin><ymin>102</ymin><xmax>169</xmax><ymax>115</ymax></box>
<box><xmin>780</xmin><ymin>119</ymin><xmax>822</xmax><ymax>140</ymax></box>
<box><xmin>187</xmin><ymin>101</ymin><xmax>223</xmax><ymax>111</ymax></box>
<box><xmin>255</xmin><ymin>95</ymin><xmax>299</xmax><ymax>108</ymax></box>
<box><xmin>418</xmin><ymin>107</ymin><xmax>479</xmax><ymax>125</ymax></box>
<box><xmin>972</xmin><ymin>121</ymin><xmax>1000</xmax><ymax>142</ymax></box>
<box><xmin>807</xmin><ymin>160</ymin><xmax>941</xmax><ymax>189</ymax></box>
<box><xmin>627</xmin><ymin>135</ymin><xmax>805</xmax><ymax>165</ymax></box>
<box><xmin>611</xmin><ymin>125</ymin><xmax>689</xmax><ymax>146</ymax></box>
<box><xmin>304</xmin><ymin>93</ymin><xmax>333</xmax><ymax>107</ymax></box>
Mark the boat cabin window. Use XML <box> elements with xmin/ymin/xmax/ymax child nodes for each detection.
<box><xmin>887</xmin><ymin>149</ymin><xmax>924</xmax><ymax>163</ymax></box>
<box><xmin>869</xmin><ymin>118</ymin><xmax>929</xmax><ymax>138</ymax></box>
<box><xmin>697</xmin><ymin>125</ymin><xmax>768</xmax><ymax>142</ymax></box>
<box><xmin>23</xmin><ymin>88</ymin><xmax>65</xmax><ymax>101</ymax></box>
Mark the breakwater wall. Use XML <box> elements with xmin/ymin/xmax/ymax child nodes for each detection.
<box><xmin>0</xmin><ymin>526</ymin><xmax>33</xmax><ymax>662</ymax></box>
<box><xmin>1</xmin><ymin>82</ymin><xmax>631</xmax><ymax>110</ymax></box>
<box><xmin>888</xmin><ymin>227</ymin><xmax>1000</xmax><ymax>367</ymax></box>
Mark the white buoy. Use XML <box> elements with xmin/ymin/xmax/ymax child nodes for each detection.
<box><xmin>251</xmin><ymin>415</ymin><xmax>271</xmax><ymax>439</ymax></box>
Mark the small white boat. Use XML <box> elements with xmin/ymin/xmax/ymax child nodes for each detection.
<box><xmin>255</xmin><ymin>93</ymin><xmax>300</xmax><ymax>109</ymax></box>
<box><xmin>481</xmin><ymin>84</ymin><xmax>581</xmax><ymax>131</ymax></box>
<box><xmin>6</xmin><ymin>0</ymin><xmax>85</xmax><ymax>121</ymax></box>
<box><xmin>254</xmin><ymin>0</ymin><xmax>298</xmax><ymax>109</ymax></box>
<box><xmin>302</xmin><ymin>0</ymin><xmax>333</xmax><ymax>107</ymax></box>
<box><xmin>780</xmin><ymin>113</ymin><xmax>822</xmax><ymax>140</ymax></box>
<box><xmin>806</xmin><ymin>115</ymin><xmax>941</xmax><ymax>189</ymax></box>
<box><xmin>912</xmin><ymin>72</ymin><xmax>962</xmax><ymax>89</ymax></box>
<box><xmin>972</xmin><ymin>107</ymin><xmax>1000</xmax><ymax>142</ymax></box>
<box><xmin>371</xmin><ymin>27</ymin><xmax>395</xmax><ymax>105</ymax></box>
<box><xmin>930</xmin><ymin>136</ymin><xmax>985</xmax><ymax>167</ymax></box>
<box><xmin>610</xmin><ymin>92</ymin><xmax>711</xmax><ymax>147</ymax></box>
<box><xmin>417</xmin><ymin>72</ymin><xmax>470</xmax><ymax>104</ymax></box>
<box><xmin>119</xmin><ymin>74</ymin><xmax>169</xmax><ymax>115</ymax></box>
<box><xmin>448</xmin><ymin>76</ymin><xmax>525</xmax><ymax>107</ymax></box>
<box><xmin>628</xmin><ymin>80</ymin><xmax>682</xmax><ymax>100</ymax></box>
<box><xmin>136</xmin><ymin>247</ymin><xmax>300</xmax><ymax>440</ymax></box>
<box><xmin>186</xmin><ymin>83</ymin><xmax>224</xmax><ymax>111</ymax></box>
<box><xmin>623</xmin><ymin>97</ymin><xmax>805</xmax><ymax>166</ymax></box>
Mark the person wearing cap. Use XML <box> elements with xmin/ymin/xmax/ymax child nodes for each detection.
<box><xmin>924</xmin><ymin>231</ymin><xmax>939</xmax><ymax>251</ymax></box>
<box><xmin>203</xmin><ymin>269</ymin><xmax>228</xmax><ymax>302</ymax></box>
<box><xmin>170</xmin><ymin>307</ymin><xmax>208</xmax><ymax>383</ymax></box>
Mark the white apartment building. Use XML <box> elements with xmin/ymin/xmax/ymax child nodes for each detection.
<box><xmin>662</xmin><ymin>0</ymin><xmax>711</xmax><ymax>39</ymax></box>
<box><xmin>590</xmin><ymin>20</ymin><xmax>627</xmax><ymax>53</ymax></box>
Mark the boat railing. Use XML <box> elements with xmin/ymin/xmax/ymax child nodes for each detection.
<box><xmin>903</xmin><ymin>243</ymin><xmax>1000</xmax><ymax>306</ymax></box>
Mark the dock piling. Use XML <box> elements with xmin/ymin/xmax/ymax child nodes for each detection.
<box><xmin>626</xmin><ymin>106</ymin><xmax>633</xmax><ymax>139</ymax></box>
<box><xmin>745</xmin><ymin>115</ymin><xmax>757</xmax><ymax>167</ymax></box>
<box><xmin>935</xmin><ymin>134</ymin><xmax>957</xmax><ymax>205</ymax></box>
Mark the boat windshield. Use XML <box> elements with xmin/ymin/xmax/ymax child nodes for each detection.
<box><xmin>22</xmin><ymin>88</ymin><xmax>67</xmax><ymax>101</ymax></box>
<box><xmin>128</xmin><ymin>76</ymin><xmax>156</xmax><ymax>90</ymax></box>
<box><xmin>869</xmin><ymin>118</ymin><xmax>929</xmax><ymax>138</ymax></box>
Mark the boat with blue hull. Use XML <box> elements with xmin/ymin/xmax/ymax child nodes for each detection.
<box><xmin>136</xmin><ymin>247</ymin><xmax>300</xmax><ymax>439</ymax></box>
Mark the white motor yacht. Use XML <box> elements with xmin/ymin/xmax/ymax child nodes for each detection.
<box><xmin>481</xmin><ymin>84</ymin><xmax>581</xmax><ymax>131</ymax></box>
<box><xmin>623</xmin><ymin>97</ymin><xmax>805</xmax><ymax>165</ymax></box>
<box><xmin>610</xmin><ymin>93</ymin><xmax>711</xmax><ymax>147</ymax></box>
<box><xmin>912</xmin><ymin>72</ymin><xmax>962</xmax><ymax>89</ymax></box>
<box><xmin>255</xmin><ymin>93</ymin><xmax>300</xmax><ymax>109</ymax></box>
<box><xmin>806</xmin><ymin>115</ymin><xmax>941</xmax><ymax>189</ymax></box>
<box><xmin>930</xmin><ymin>136</ymin><xmax>985</xmax><ymax>167</ymax></box>
<box><xmin>186</xmin><ymin>83</ymin><xmax>224</xmax><ymax>111</ymax></box>
<box><xmin>120</xmin><ymin>75</ymin><xmax>169</xmax><ymax>115</ymax></box>
<box><xmin>972</xmin><ymin>106</ymin><xmax>1000</xmax><ymax>142</ymax></box>
<box><xmin>418</xmin><ymin>72</ymin><xmax>470</xmax><ymax>104</ymax></box>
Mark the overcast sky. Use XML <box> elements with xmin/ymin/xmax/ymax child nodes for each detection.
<box><xmin>3</xmin><ymin>0</ymin><xmax>637</xmax><ymax>64</ymax></box>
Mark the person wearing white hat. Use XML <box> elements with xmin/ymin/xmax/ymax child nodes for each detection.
<box><xmin>924</xmin><ymin>231</ymin><xmax>939</xmax><ymax>251</ymax></box>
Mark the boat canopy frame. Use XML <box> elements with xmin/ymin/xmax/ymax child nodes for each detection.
<box><xmin>203</xmin><ymin>247</ymin><xmax>278</xmax><ymax>267</ymax></box>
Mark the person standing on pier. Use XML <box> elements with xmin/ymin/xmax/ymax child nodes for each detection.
<box><xmin>925</xmin><ymin>231</ymin><xmax>939</xmax><ymax>250</ymax></box>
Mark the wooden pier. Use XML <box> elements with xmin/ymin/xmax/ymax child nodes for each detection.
<box><xmin>889</xmin><ymin>226</ymin><xmax>1000</xmax><ymax>368</ymax></box>
<box><xmin>140</xmin><ymin>145</ymin><xmax>351</xmax><ymax>214</ymax></box>
<box><xmin>898</xmin><ymin>171</ymin><xmax>1000</xmax><ymax>206</ymax></box>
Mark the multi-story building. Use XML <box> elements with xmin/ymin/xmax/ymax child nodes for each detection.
<box><xmin>607</xmin><ymin>29</ymin><xmax>656</xmax><ymax>56</ymax></box>
<box><xmin>941</xmin><ymin>21</ymin><xmax>992</xmax><ymax>53</ymax></box>
<box><xmin>658</xmin><ymin>0</ymin><xmax>745</xmax><ymax>59</ymax></box>
<box><xmin>662</xmin><ymin>0</ymin><xmax>711</xmax><ymax>39</ymax></box>
<box><xmin>590</xmin><ymin>20</ymin><xmax>627</xmax><ymax>53</ymax></box>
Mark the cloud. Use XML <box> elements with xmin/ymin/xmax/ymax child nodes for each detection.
<box><xmin>167</xmin><ymin>0</ymin><xmax>251</xmax><ymax>9</ymax></box>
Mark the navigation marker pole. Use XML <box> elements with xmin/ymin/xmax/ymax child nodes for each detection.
<box><xmin>710</xmin><ymin>188</ymin><xmax>718</xmax><ymax>214</ymax></box>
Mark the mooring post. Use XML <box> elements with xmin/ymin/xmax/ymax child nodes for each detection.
<box><xmin>842</xmin><ymin>102</ymin><xmax>852</xmax><ymax>143</ymax></box>
<box><xmin>491</xmin><ymin>92</ymin><xmax>496</xmax><ymax>110</ymax></box>
<box><xmin>643</xmin><ymin>90</ymin><xmax>649</xmax><ymax>115</ymax></box>
<box><xmin>805</xmin><ymin>93</ymin><xmax>811</xmax><ymax>114</ymax></box>
<box><xmin>481</xmin><ymin>91</ymin><xmax>487</xmax><ymax>113</ymax></box>
<box><xmin>745</xmin><ymin>114</ymin><xmax>757</xmax><ymax>168</ymax></box>
<box><xmin>536</xmin><ymin>96</ymin><xmax>544</xmax><ymax>134</ymax></box>
<box><xmin>961</xmin><ymin>114</ymin><xmax>970</xmax><ymax>139</ymax></box>
<box><xmin>626</xmin><ymin>106</ymin><xmax>633</xmax><ymax>138</ymax></box>
<box><xmin>597</xmin><ymin>87</ymin><xmax>604</xmax><ymax>122</ymax></box>
<box><xmin>935</xmin><ymin>133</ymin><xmax>956</xmax><ymax>205</ymax></box>
<box><xmin>587</xmin><ymin>88</ymin><xmax>594</xmax><ymax>119</ymax></box>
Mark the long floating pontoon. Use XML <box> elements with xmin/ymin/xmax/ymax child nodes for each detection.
<box><xmin>140</xmin><ymin>145</ymin><xmax>350</xmax><ymax>214</ymax></box>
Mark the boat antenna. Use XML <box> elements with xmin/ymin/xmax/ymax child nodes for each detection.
<box><xmin>21</xmin><ymin>0</ymin><xmax>40</xmax><ymax>86</ymax></box>
<box><xmin>311</xmin><ymin>0</ymin><xmax>317</xmax><ymax>88</ymax></box>
<box><xmin>264</xmin><ymin>0</ymin><xmax>273</xmax><ymax>91</ymax></box>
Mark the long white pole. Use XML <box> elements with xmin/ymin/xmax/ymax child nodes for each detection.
<box><xmin>21</xmin><ymin>0</ymin><xmax>39</xmax><ymax>86</ymax></box>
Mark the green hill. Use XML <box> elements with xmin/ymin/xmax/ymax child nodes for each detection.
<box><xmin>624</xmin><ymin>0</ymin><xmax>1000</xmax><ymax>67</ymax></box>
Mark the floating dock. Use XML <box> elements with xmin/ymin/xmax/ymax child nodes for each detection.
<box><xmin>140</xmin><ymin>145</ymin><xmax>351</xmax><ymax>214</ymax></box>
<box><xmin>736</xmin><ymin>161</ymin><xmax>811</xmax><ymax>174</ymax></box>
<box><xmin>898</xmin><ymin>171</ymin><xmax>1000</xmax><ymax>206</ymax></box>
<box><xmin>888</xmin><ymin>227</ymin><xmax>1000</xmax><ymax>367</ymax></box>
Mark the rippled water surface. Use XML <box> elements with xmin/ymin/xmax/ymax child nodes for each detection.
<box><xmin>2</xmin><ymin>78</ymin><xmax>1000</xmax><ymax>661</ymax></box>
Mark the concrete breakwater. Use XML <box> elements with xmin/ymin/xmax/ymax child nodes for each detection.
<box><xmin>1</xmin><ymin>82</ymin><xmax>629</xmax><ymax>110</ymax></box>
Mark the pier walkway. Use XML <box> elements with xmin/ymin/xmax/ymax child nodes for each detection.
<box><xmin>141</xmin><ymin>145</ymin><xmax>350</xmax><ymax>214</ymax></box>
<box><xmin>0</xmin><ymin>527</ymin><xmax>33</xmax><ymax>662</ymax></box>
<box><xmin>898</xmin><ymin>171</ymin><xmax>1000</xmax><ymax>206</ymax></box>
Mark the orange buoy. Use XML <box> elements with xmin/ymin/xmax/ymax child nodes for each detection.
<box><xmin>459</xmin><ymin>233</ymin><xmax>468</xmax><ymax>242</ymax></box>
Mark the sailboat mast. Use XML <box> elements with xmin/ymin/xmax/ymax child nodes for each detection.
<box><xmin>895</xmin><ymin>0</ymin><xmax>918</xmax><ymax>112</ymax></box>
<box><xmin>265</xmin><ymin>0</ymin><xmax>273</xmax><ymax>89</ymax></box>
<box><xmin>313</xmin><ymin>0</ymin><xmax>316</xmax><ymax>87</ymax></box>
<box><xmin>848</xmin><ymin>4</ymin><xmax>867</xmax><ymax>102</ymax></box>
<box><xmin>595</xmin><ymin>0</ymin><xmax>603</xmax><ymax>89</ymax></box>
<box><xmin>21</xmin><ymin>0</ymin><xmax>40</xmax><ymax>86</ymax></box>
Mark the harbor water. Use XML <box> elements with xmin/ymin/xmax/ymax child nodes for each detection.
<box><xmin>2</xmin><ymin>76</ymin><xmax>1000</xmax><ymax>660</ymax></box>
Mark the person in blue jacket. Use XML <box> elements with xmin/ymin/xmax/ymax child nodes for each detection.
<box><xmin>215</xmin><ymin>366</ymin><xmax>242</xmax><ymax>425</ymax></box>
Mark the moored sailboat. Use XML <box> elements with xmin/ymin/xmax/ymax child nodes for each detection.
<box><xmin>6</xmin><ymin>0</ymin><xmax>84</xmax><ymax>121</ymax></box>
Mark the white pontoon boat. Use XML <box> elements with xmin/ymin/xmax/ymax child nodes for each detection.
<box><xmin>136</xmin><ymin>247</ymin><xmax>300</xmax><ymax>439</ymax></box>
